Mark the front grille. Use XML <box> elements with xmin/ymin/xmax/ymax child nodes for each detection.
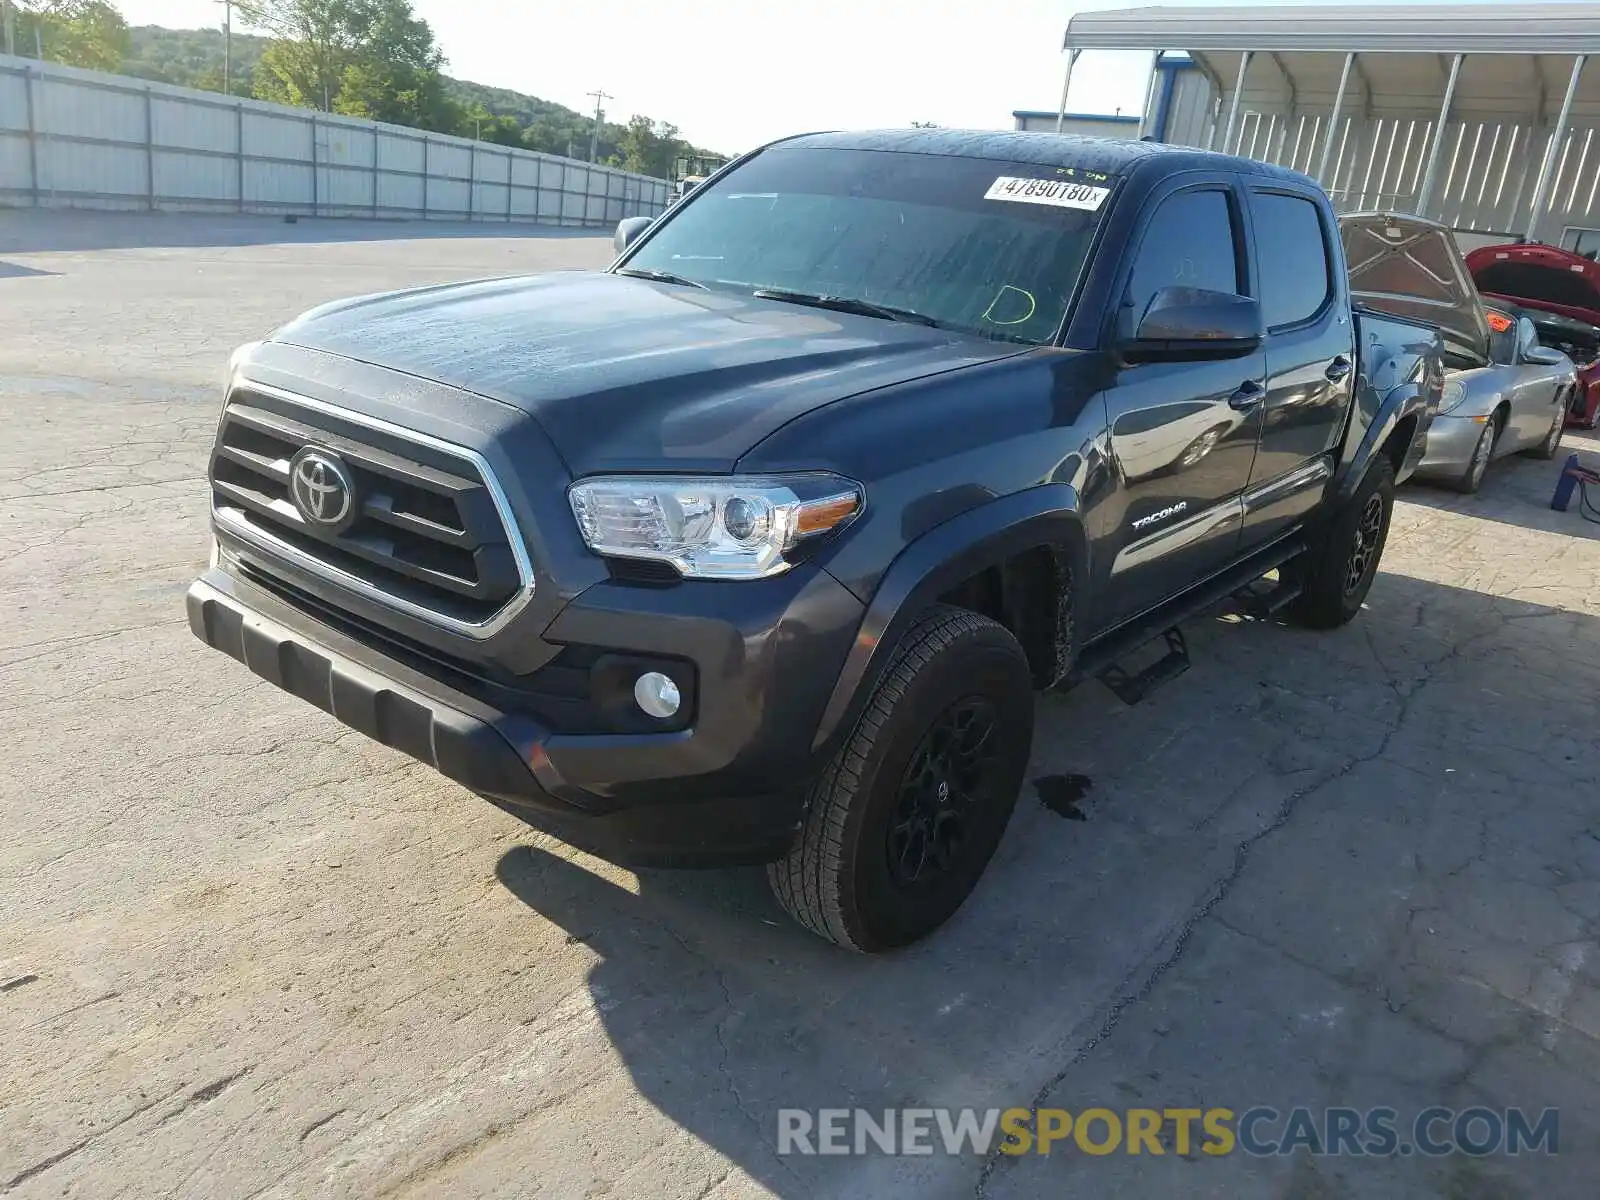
<box><xmin>210</xmin><ymin>388</ymin><xmax>529</xmax><ymax>631</ymax></box>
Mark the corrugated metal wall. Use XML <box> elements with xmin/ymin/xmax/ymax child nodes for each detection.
<box><xmin>0</xmin><ymin>55</ymin><xmax>670</xmax><ymax>224</ymax></box>
<box><xmin>1147</xmin><ymin>62</ymin><xmax>1600</xmax><ymax>247</ymax></box>
<box><xmin>1013</xmin><ymin>114</ymin><xmax>1143</xmax><ymax>137</ymax></box>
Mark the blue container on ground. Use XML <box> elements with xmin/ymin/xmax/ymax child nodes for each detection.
<box><xmin>1552</xmin><ymin>453</ymin><xmax>1586</xmax><ymax>511</ymax></box>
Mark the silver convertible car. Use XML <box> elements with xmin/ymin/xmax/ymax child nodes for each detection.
<box><xmin>1415</xmin><ymin>305</ymin><xmax>1574</xmax><ymax>491</ymax></box>
<box><xmin>1343</xmin><ymin>213</ymin><xmax>1574</xmax><ymax>493</ymax></box>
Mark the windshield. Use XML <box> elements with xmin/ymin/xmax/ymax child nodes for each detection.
<box><xmin>622</xmin><ymin>146</ymin><xmax>1115</xmax><ymax>344</ymax></box>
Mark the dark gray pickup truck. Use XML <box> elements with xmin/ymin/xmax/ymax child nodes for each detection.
<box><xmin>188</xmin><ymin>130</ymin><xmax>1459</xmax><ymax>951</ymax></box>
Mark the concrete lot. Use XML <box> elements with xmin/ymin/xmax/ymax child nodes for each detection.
<box><xmin>3</xmin><ymin>210</ymin><xmax>1600</xmax><ymax>1199</ymax></box>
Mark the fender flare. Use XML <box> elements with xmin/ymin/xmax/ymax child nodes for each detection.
<box><xmin>1332</xmin><ymin>383</ymin><xmax>1429</xmax><ymax>502</ymax></box>
<box><xmin>811</xmin><ymin>484</ymin><xmax>1087</xmax><ymax>755</ymax></box>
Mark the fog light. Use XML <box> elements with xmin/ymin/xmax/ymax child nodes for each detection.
<box><xmin>633</xmin><ymin>671</ymin><xmax>681</xmax><ymax>719</ymax></box>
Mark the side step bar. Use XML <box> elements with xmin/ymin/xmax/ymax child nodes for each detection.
<box><xmin>1066</xmin><ymin>533</ymin><xmax>1308</xmax><ymax>702</ymax></box>
<box><xmin>1235</xmin><ymin>578</ymin><xmax>1304</xmax><ymax>621</ymax></box>
<box><xmin>1097</xmin><ymin>627</ymin><xmax>1189</xmax><ymax>705</ymax></box>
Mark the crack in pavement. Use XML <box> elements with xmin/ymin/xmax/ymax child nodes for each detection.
<box><xmin>972</xmin><ymin>606</ymin><xmax>1498</xmax><ymax>1198</ymax></box>
<box><xmin>2</xmin><ymin>1081</ymin><xmax>188</xmax><ymax>1192</ymax></box>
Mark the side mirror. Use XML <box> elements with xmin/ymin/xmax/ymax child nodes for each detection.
<box><xmin>1524</xmin><ymin>345</ymin><xmax>1566</xmax><ymax>366</ymax></box>
<box><xmin>1122</xmin><ymin>287</ymin><xmax>1263</xmax><ymax>362</ymax></box>
<box><xmin>614</xmin><ymin>216</ymin><xmax>654</xmax><ymax>256</ymax></box>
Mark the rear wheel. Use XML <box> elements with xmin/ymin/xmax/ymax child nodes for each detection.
<box><xmin>1529</xmin><ymin>399</ymin><xmax>1565</xmax><ymax>460</ymax></box>
<box><xmin>1453</xmin><ymin>411</ymin><xmax>1501</xmax><ymax>493</ymax></box>
<box><xmin>768</xmin><ymin>605</ymin><xmax>1033</xmax><ymax>952</ymax></box>
<box><xmin>1287</xmin><ymin>456</ymin><xmax>1395</xmax><ymax>630</ymax></box>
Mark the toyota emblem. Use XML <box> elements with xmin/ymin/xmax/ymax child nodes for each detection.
<box><xmin>288</xmin><ymin>447</ymin><xmax>356</xmax><ymax>530</ymax></box>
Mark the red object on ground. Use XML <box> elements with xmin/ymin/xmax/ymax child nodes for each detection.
<box><xmin>1466</xmin><ymin>242</ymin><xmax>1600</xmax><ymax>428</ymax></box>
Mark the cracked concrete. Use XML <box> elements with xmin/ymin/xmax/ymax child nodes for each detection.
<box><xmin>4</xmin><ymin>211</ymin><xmax>1600</xmax><ymax>1199</ymax></box>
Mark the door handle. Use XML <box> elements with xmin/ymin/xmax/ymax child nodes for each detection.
<box><xmin>1228</xmin><ymin>380</ymin><xmax>1265</xmax><ymax>411</ymax></box>
<box><xmin>1325</xmin><ymin>355</ymin><xmax>1353</xmax><ymax>382</ymax></box>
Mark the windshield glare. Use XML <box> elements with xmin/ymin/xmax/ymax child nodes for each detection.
<box><xmin>622</xmin><ymin>146</ymin><xmax>1115</xmax><ymax>344</ymax></box>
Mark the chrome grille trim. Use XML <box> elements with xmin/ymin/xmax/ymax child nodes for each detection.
<box><xmin>210</xmin><ymin>378</ymin><xmax>535</xmax><ymax>640</ymax></box>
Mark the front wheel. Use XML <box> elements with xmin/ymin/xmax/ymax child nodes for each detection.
<box><xmin>1453</xmin><ymin>411</ymin><xmax>1500</xmax><ymax>493</ymax></box>
<box><xmin>768</xmin><ymin>605</ymin><xmax>1034</xmax><ymax>952</ymax></box>
<box><xmin>1287</xmin><ymin>456</ymin><xmax>1395</xmax><ymax>630</ymax></box>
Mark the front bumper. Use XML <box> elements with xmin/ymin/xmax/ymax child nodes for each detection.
<box><xmin>187</xmin><ymin>560</ymin><xmax>864</xmax><ymax>866</ymax></box>
<box><xmin>1412</xmin><ymin>413</ymin><xmax>1487</xmax><ymax>477</ymax></box>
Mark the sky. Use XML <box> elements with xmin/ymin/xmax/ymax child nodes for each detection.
<box><xmin>113</xmin><ymin>0</ymin><xmax>1514</xmax><ymax>154</ymax></box>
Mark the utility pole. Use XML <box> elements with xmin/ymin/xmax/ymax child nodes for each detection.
<box><xmin>2</xmin><ymin>0</ymin><xmax>14</xmax><ymax>59</ymax></box>
<box><xmin>586</xmin><ymin>89</ymin><xmax>611</xmax><ymax>163</ymax></box>
<box><xmin>210</xmin><ymin>0</ymin><xmax>233</xmax><ymax>93</ymax></box>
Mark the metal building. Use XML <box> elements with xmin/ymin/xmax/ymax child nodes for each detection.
<box><xmin>1057</xmin><ymin>3</ymin><xmax>1600</xmax><ymax>248</ymax></box>
<box><xmin>1012</xmin><ymin>109</ymin><xmax>1141</xmax><ymax>137</ymax></box>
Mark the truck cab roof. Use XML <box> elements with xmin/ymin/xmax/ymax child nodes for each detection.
<box><xmin>775</xmin><ymin>128</ymin><xmax>1322</xmax><ymax>190</ymax></box>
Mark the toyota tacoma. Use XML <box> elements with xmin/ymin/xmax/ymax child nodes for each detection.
<box><xmin>188</xmin><ymin>130</ymin><xmax>1453</xmax><ymax>951</ymax></box>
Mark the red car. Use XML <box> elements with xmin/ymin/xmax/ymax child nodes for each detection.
<box><xmin>1466</xmin><ymin>242</ymin><xmax>1600</xmax><ymax>428</ymax></box>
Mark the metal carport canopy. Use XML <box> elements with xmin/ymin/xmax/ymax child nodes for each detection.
<box><xmin>1064</xmin><ymin>3</ymin><xmax>1600</xmax><ymax>56</ymax></box>
<box><xmin>1056</xmin><ymin>4</ymin><xmax>1600</xmax><ymax>238</ymax></box>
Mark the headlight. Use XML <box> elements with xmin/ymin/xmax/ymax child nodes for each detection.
<box><xmin>569</xmin><ymin>473</ymin><xmax>862</xmax><ymax>580</ymax></box>
<box><xmin>225</xmin><ymin>340</ymin><xmax>261</xmax><ymax>393</ymax></box>
<box><xmin>1438</xmin><ymin>380</ymin><xmax>1468</xmax><ymax>414</ymax></box>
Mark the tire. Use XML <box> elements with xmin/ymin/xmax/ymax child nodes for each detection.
<box><xmin>1528</xmin><ymin>399</ymin><xmax>1565</xmax><ymax>460</ymax></box>
<box><xmin>767</xmin><ymin>605</ymin><xmax>1034</xmax><ymax>952</ymax></box>
<box><xmin>1287</xmin><ymin>456</ymin><xmax>1395</xmax><ymax>630</ymax></box>
<box><xmin>1452</xmin><ymin>411</ymin><xmax>1501</xmax><ymax>493</ymax></box>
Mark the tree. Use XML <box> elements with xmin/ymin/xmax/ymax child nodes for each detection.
<box><xmin>240</xmin><ymin>0</ymin><xmax>455</xmax><ymax>129</ymax></box>
<box><xmin>478</xmin><ymin>114</ymin><xmax>522</xmax><ymax>146</ymax></box>
<box><xmin>14</xmin><ymin>0</ymin><xmax>129</xmax><ymax>71</ymax></box>
<box><xmin>238</xmin><ymin>0</ymin><xmax>369</xmax><ymax>111</ymax></box>
<box><xmin>191</xmin><ymin>65</ymin><xmax>254</xmax><ymax>97</ymax></box>
<box><xmin>617</xmin><ymin>115</ymin><xmax>682</xmax><ymax>179</ymax></box>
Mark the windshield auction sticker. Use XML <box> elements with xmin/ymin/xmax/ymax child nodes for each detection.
<box><xmin>984</xmin><ymin>176</ymin><xmax>1110</xmax><ymax>210</ymax></box>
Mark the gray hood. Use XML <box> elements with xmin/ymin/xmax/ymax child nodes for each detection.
<box><xmin>1340</xmin><ymin>212</ymin><xmax>1490</xmax><ymax>366</ymax></box>
<box><xmin>271</xmin><ymin>271</ymin><xmax>1026</xmax><ymax>475</ymax></box>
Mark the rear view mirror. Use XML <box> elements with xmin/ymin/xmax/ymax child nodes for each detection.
<box><xmin>614</xmin><ymin>216</ymin><xmax>654</xmax><ymax>256</ymax></box>
<box><xmin>1524</xmin><ymin>345</ymin><xmax>1567</xmax><ymax>367</ymax></box>
<box><xmin>1123</xmin><ymin>287</ymin><xmax>1263</xmax><ymax>362</ymax></box>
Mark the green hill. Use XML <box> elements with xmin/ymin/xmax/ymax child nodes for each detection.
<box><xmin>118</xmin><ymin>25</ymin><xmax>717</xmax><ymax>173</ymax></box>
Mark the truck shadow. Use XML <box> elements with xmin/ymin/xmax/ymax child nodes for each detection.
<box><xmin>492</xmin><ymin>565</ymin><xmax>1600</xmax><ymax>1197</ymax></box>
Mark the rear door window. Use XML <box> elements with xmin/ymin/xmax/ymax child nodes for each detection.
<box><xmin>1252</xmin><ymin>192</ymin><xmax>1333</xmax><ymax>328</ymax></box>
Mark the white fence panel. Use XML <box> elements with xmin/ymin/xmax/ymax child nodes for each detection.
<box><xmin>0</xmin><ymin>53</ymin><xmax>669</xmax><ymax>227</ymax></box>
<box><xmin>243</xmin><ymin>109</ymin><xmax>309</xmax><ymax>163</ymax></box>
<box><xmin>153</xmin><ymin>149</ymin><xmax>234</xmax><ymax>204</ymax></box>
<box><xmin>152</xmin><ymin>95</ymin><xmax>233</xmax><ymax>153</ymax></box>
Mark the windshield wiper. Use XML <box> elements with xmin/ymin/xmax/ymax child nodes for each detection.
<box><xmin>751</xmin><ymin>288</ymin><xmax>940</xmax><ymax>327</ymax></box>
<box><xmin>615</xmin><ymin>268</ymin><xmax>708</xmax><ymax>289</ymax></box>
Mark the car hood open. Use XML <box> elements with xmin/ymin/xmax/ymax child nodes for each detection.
<box><xmin>271</xmin><ymin>271</ymin><xmax>1028</xmax><ymax>475</ymax></box>
<box><xmin>1341</xmin><ymin>212</ymin><xmax>1490</xmax><ymax>366</ymax></box>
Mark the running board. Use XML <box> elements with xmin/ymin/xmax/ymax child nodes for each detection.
<box><xmin>1235</xmin><ymin>578</ymin><xmax>1304</xmax><ymax>620</ymax></box>
<box><xmin>1066</xmin><ymin>533</ymin><xmax>1308</xmax><ymax>698</ymax></box>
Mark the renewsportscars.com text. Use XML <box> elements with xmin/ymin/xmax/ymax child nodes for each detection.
<box><xmin>776</xmin><ymin>1106</ymin><xmax>1559</xmax><ymax>1158</ymax></box>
